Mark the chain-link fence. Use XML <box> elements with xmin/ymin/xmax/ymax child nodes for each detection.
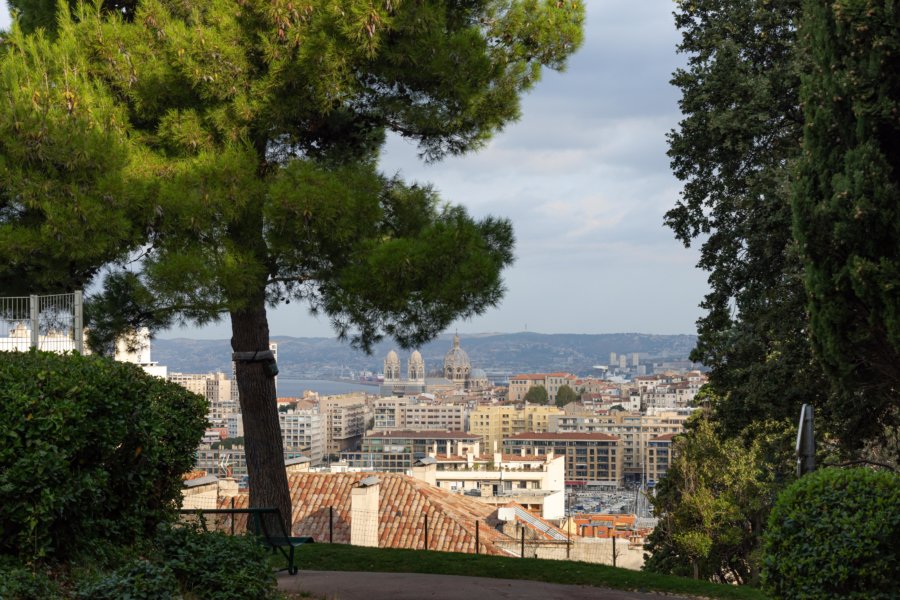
<box><xmin>0</xmin><ymin>292</ymin><xmax>84</xmax><ymax>353</ymax></box>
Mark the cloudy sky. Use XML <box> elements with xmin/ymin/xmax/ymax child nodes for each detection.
<box><xmin>0</xmin><ymin>1</ymin><xmax>708</xmax><ymax>340</ymax></box>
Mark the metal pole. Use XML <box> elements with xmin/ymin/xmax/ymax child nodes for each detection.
<box><xmin>520</xmin><ymin>527</ymin><xmax>525</xmax><ymax>558</ymax></box>
<box><xmin>231</xmin><ymin>497</ymin><xmax>235</xmax><ymax>535</ymax></box>
<box><xmin>475</xmin><ymin>520</ymin><xmax>479</xmax><ymax>554</ymax></box>
<box><xmin>29</xmin><ymin>295</ymin><xmax>39</xmax><ymax>349</ymax></box>
<box><xmin>73</xmin><ymin>291</ymin><xmax>84</xmax><ymax>353</ymax></box>
<box><xmin>424</xmin><ymin>514</ymin><xmax>428</xmax><ymax>550</ymax></box>
<box><xmin>330</xmin><ymin>507</ymin><xmax>334</xmax><ymax>543</ymax></box>
<box><xmin>612</xmin><ymin>533</ymin><xmax>617</xmax><ymax>568</ymax></box>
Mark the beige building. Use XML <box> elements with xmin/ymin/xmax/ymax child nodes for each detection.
<box><xmin>645</xmin><ymin>433</ymin><xmax>676</xmax><ymax>485</ymax></box>
<box><xmin>372</xmin><ymin>396</ymin><xmax>467</xmax><ymax>432</ymax></box>
<box><xmin>168</xmin><ymin>372</ymin><xmax>214</xmax><ymax>397</ymax></box>
<box><xmin>504</xmin><ymin>432</ymin><xmax>624</xmax><ymax>485</ymax></box>
<box><xmin>320</xmin><ymin>394</ymin><xmax>368</xmax><ymax>455</ymax></box>
<box><xmin>468</xmin><ymin>405</ymin><xmax>564</xmax><ymax>450</ymax></box>
<box><xmin>508</xmin><ymin>372</ymin><xmax>578</xmax><ymax>404</ymax></box>
<box><xmin>549</xmin><ymin>410</ymin><xmax>691</xmax><ymax>484</ymax></box>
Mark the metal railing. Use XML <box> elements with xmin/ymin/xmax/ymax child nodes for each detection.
<box><xmin>0</xmin><ymin>292</ymin><xmax>83</xmax><ymax>353</ymax></box>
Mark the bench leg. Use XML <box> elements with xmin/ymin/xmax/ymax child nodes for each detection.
<box><xmin>288</xmin><ymin>546</ymin><xmax>297</xmax><ymax>575</ymax></box>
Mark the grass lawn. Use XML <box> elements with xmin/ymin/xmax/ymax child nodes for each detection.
<box><xmin>291</xmin><ymin>544</ymin><xmax>767</xmax><ymax>600</ymax></box>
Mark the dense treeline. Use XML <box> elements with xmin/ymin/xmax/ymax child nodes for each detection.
<box><xmin>646</xmin><ymin>0</ymin><xmax>899</xmax><ymax>584</ymax></box>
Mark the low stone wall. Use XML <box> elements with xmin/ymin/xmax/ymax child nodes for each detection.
<box><xmin>496</xmin><ymin>537</ymin><xmax>645</xmax><ymax>570</ymax></box>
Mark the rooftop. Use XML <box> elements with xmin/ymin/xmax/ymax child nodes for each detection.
<box><xmin>506</xmin><ymin>432</ymin><xmax>620</xmax><ymax>441</ymax></box>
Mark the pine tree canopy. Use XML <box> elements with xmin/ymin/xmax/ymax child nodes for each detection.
<box><xmin>1</xmin><ymin>0</ymin><xmax>584</xmax><ymax>525</ymax></box>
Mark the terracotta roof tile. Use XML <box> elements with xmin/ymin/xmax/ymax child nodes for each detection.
<box><xmin>218</xmin><ymin>473</ymin><xmax>570</xmax><ymax>556</ymax></box>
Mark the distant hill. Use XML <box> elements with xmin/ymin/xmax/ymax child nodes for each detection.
<box><xmin>153</xmin><ymin>332</ymin><xmax>698</xmax><ymax>377</ymax></box>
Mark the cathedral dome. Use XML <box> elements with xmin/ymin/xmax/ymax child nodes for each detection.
<box><xmin>408</xmin><ymin>350</ymin><xmax>425</xmax><ymax>382</ymax></box>
<box><xmin>384</xmin><ymin>350</ymin><xmax>401</xmax><ymax>382</ymax></box>
<box><xmin>443</xmin><ymin>334</ymin><xmax>471</xmax><ymax>384</ymax></box>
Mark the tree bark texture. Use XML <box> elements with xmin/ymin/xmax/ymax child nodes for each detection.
<box><xmin>231</xmin><ymin>297</ymin><xmax>293</xmax><ymax>532</ymax></box>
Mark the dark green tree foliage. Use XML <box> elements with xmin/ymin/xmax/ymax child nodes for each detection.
<box><xmin>523</xmin><ymin>384</ymin><xmax>549</xmax><ymax>404</ymax></box>
<box><xmin>6</xmin><ymin>0</ymin><xmax>584</xmax><ymax>525</ymax></box>
<box><xmin>0</xmin><ymin>24</ymin><xmax>145</xmax><ymax>295</ymax></box>
<box><xmin>762</xmin><ymin>467</ymin><xmax>900</xmax><ymax>599</ymax></box>
<box><xmin>793</xmin><ymin>0</ymin><xmax>900</xmax><ymax>448</ymax></box>
<box><xmin>666</xmin><ymin>0</ymin><xmax>837</xmax><ymax>438</ymax></box>
<box><xmin>554</xmin><ymin>383</ymin><xmax>577</xmax><ymax>407</ymax></box>
<box><xmin>0</xmin><ymin>352</ymin><xmax>207</xmax><ymax>561</ymax></box>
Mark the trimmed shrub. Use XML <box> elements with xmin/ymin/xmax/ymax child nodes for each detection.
<box><xmin>155</xmin><ymin>524</ymin><xmax>278</xmax><ymax>600</ymax></box>
<box><xmin>0</xmin><ymin>351</ymin><xmax>207</xmax><ymax>561</ymax></box>
<box><xmin>762</xmin><ymin>467</ymin><xmax>900</xmax><ymax>599</ymax></box>
<box><xmin>75</xmin><ymin>560</ymin><xmax>181</xmax><ymax>600</ymax></box>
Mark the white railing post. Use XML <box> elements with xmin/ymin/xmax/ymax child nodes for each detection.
<box><xmin>29</xmin><ymin>295</ymin><xmax>39</xmax><ymax>349</ymax></box>
<box><xmin>74</xmin><ymin>290</ymin><xmax>84</xmax><ymax>353</ymax></box>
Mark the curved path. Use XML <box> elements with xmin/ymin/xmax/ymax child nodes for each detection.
<box><xmin>278</xmin><ymin>570</ymin><xmax>693</xmax><ymax>600</ymax></box>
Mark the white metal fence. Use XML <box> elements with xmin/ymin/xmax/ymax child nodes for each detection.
<box><xmin>0</xmin><ymin>291</ymin><xmax>84</xmax><ymax>353</ymax></box>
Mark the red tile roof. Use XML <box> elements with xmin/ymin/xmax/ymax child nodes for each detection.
<box><xmin>506</xmin><ymin>432</ymin><xmax>620</xmax><ymax>441</ymax></box>
<box><xmin>222</xmin><ymin>472</ymin><xmax>521</xmax><ymax>556</ymax></box>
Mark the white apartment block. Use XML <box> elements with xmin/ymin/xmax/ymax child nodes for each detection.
<box><xmin>372</xmin><ymin>396</ymin><xmax>467</xmax><ymax>432</ymax></box>
<box><xmin>411</xmin><ymin>451</ymin><xmax>565</xmax><ymax>520</ymax></box>
<box><xmin>279</xmin><ymin>409</ymin><xmax>326</xmax><ymax>465</ymax></box>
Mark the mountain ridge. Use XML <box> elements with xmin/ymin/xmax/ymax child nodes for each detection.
<box><xmin>152</xmin><ymin>332</ymin><xmax>698</xmax><ymax>377</ymax></box>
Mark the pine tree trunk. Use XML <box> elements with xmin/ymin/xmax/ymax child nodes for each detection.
<box><xmin>230</xmin><ymin>297</ymin><xmax>292</xmax><ymax>532</ymax></box>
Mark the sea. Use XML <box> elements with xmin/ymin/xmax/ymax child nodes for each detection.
<box><xmin>276</xmin><ymin>378</ymin><xmax>375</xmax><ymax>398</ymax></box>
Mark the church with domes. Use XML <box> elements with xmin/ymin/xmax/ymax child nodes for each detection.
<box><xmin>380</xmin><ymin>335</ymin><xmax>489</xmax><ymax>396</ymax></box>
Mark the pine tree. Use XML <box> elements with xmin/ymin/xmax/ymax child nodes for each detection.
<box><xmin>4</xmin><ymin>0</ymin><xmax>584</xmax><ymax>526</ymax></box>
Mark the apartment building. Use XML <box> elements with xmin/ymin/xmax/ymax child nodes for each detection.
<box><xmin>503</xmin><ymin>432</ymin><xmax>623</xmax><ymax>485</ymax></box>
<box><xmin>320</xmin><ymin>394</ymin><xmax>368</xmax><ymax>455</ymax></box>
<box><xmin>508</xmin><ymin>372</ymin><xmax>578</xmax><ymax>404</ymax></box>
<box><xmin>279</xmin><ymin>409</ymin><xmax>326</xmax><ymax>465</ymax></box>
<box><xmin>468</xmin><ymin>405</ymin><xmax>564</xmax><ymax>450</ymax></box>
<box><xmin>372</xmin><ymin>396</ymin><xmax>467</xmax><ymax>432</ymax></box>
<box><xmin>645</xmin><ymin>433</ymin><xmax>676</xmax><ymax>485</ymax></box>
<box><xmin>549</xmin><ymin>410</ymin><xmax>691</xmax><ymax>483</ymax></box>
<box><xmin>411</xmin><ymin>451</ymin><xmax>566</xmax><ymax>520</ymax></box>
<box><xmin>342</xmin><ymin>430</ymin><xmax>481</xmax><ymax>471</ymax></box>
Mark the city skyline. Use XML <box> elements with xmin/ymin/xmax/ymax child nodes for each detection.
<box><xmin>0</xmin><ymin>1</ymin><xmax>708</xmax><ymax>339</ymax></box>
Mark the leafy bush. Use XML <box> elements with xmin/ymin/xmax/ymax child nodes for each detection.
<box><xmin>0</xmin><ymin>351</ymin><xmax>207</xmax><ymax>561</ymax></box>
<box><xmin>154</xmin><ymin>524</ymin><xmax>278</xmax><ymax>600</ymax></box>
<box><xmin>75</xmin><ymin>559</ymin><xmax>181</xmax><ymax>600</ymax></box>
<box><xmin>0</xmin><ymin>561</ymin><xmax>62</xmax><ymax>599</ymax></box>
<box><xmin>762</xmin><ymin>467</ymin><xmax>900</xmax><ymax>599</ymax></box>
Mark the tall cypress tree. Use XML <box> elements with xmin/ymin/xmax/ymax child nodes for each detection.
<box><xmin>794</xmin><ymin>0</ymin><xmax>900</xmax><ymax>450</ymax></box>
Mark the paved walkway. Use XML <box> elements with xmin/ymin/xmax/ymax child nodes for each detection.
<box><xmin>278</xmin><ymin>571</ymin><xmax>693</xmax><ymax>600</ymax></box>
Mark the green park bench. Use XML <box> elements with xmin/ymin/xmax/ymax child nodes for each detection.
<box><xmin>178</xmin><ymin>507</ymin><xmax>314</xmax><ymax>575</ymax></box>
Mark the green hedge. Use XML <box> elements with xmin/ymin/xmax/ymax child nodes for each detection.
<box><xmin>0</xmin><ymin>351</ymin><xmax>207</xmax><ymax>561</ymax></box>
<box><xmin>762</xmin><ymin>467</ymin><xmax>899</xmax><ymax>599</ymax></box>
